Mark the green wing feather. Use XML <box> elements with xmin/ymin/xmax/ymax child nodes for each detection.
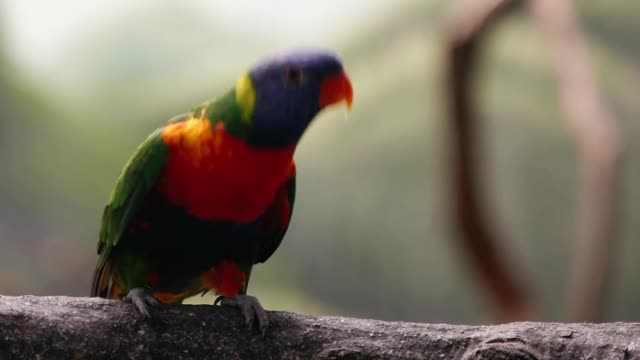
<box><xmin>92</xmin><ymin>128</ymin><xmax>170</xmax><ymax>296</ymax></box>
<box><xmin>255</xmin><ymin>172</ymin><xmax>296</xmax><ymax>264</ymax></box>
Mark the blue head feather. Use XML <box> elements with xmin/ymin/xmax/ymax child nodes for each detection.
<box><xmin>246</xmin><ymin>49</ymin><xmax>345</xmax><ymax>148</ymax></box>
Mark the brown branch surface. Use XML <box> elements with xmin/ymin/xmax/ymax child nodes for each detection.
<box><xmin>529</xmin><ymin>0</ymin><xmax>624</xmax><ymax>322</ymax></box>
<box><xmin>1</xmin><ymin>296</ymin><xmax>639</xmax><ymax>360</ymax></box>
<box><xmin>444</xmin><ymin>0</ymin><xmax>539</xmax><ymax>322</ymax></box>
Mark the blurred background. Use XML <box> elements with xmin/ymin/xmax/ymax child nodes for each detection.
<box><xmin>0</xmin><ymin>0</ymin><xmax>639</xmax><ymax>324</ymax></box>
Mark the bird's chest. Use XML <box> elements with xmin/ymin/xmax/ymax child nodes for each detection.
<box><xmin>159</xmin><ymin>120</ymin><xmax>295</xmax><ymax>223</ymax></box>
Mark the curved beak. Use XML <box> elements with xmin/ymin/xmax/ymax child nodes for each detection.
<box><xmin>319</xmin><ymin>71</ymin><xmax>353</xmax><ymax>111</ymax></box>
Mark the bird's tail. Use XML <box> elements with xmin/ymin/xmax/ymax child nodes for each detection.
<box><xmin>90</xmin><ymin>254</ymin><xmax>122</xmax><ymax>299</ymax></box>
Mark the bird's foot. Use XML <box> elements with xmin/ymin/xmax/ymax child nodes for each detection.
<box><xmin>215</xmin><ymin>295</ymin><xmax>269</xmax><ymax>336</ymax></box>
<box><xmin>123</xmin><ymin>287</ymin><xmax>160</xmax><ymax>319</ymax></box>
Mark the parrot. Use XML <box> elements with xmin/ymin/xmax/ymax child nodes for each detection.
<box><xmin>90</xmin><ymin>49</ymin><xmax>353</xmax><ymax>334</ymax></box>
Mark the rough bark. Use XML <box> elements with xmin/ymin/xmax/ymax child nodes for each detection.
<box><xmin>1</xmin><ymin>296</ymin><xmax>638</xmax><ymax>360</ymax></box>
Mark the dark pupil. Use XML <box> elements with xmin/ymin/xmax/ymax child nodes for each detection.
<box><xmin>284</xmin><ymin>67</ymin><xmax>302</xmax><ymax>85</ymax></box>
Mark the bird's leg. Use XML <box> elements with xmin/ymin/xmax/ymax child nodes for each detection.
<box><xmin>123</xmin><ymin>287</ymin><xmax>160</xmax><ymax>319</ymax></box>
<box><xmin>215</xmin><ymin>295</ymin><xmax>269</xmax><ymax>335</ymax></box>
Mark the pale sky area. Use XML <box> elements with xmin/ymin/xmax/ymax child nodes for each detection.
<box><xmin>2</xmin><ymin>0</ymin><xmax>392</xmax><ymax>71</ymax></box>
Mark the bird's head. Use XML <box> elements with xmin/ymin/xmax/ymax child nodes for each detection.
<box><xmin>234</xmin><ymin>49</ymin><xmax>353</xmax><ymax>148</ymax></box>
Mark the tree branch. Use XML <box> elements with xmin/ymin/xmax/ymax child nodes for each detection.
<box><xmin>1</xmin><ymin>296</ymin><xmax>638</xmax><ymax>359</ymax></box>
<box><xmin>443</xmin><ymin>0</ymin><xmax>540</xmax><ymax>322</ymax></box>
<box><xmin>529</xmin><ymin>0</ymin><xmax>625</xmax><ymax>322</ymax></box>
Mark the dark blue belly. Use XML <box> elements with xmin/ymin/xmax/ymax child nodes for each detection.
<box><xmin>116</xmin><ymin>187</ymin><xmax>261</xmax><ymax>292</ymax></box>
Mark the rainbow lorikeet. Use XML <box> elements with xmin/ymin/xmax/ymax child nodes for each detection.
<box><xmin>90</xmin><ymin>49</ymin><xmax>353</xmax><ymax>333</ymax></box>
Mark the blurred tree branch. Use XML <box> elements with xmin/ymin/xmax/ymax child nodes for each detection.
<box><xmin>443</xmin><ymin>0</ymin><xmax>540</xmax><ymax>322</ymax></box>
<box><xmin>1</xmin><ymin>295</ymin><xmax>639</xmax><ymax>359</ymax></box>
<box><xmin>530</xmin><ymin>0</ymin><xmax>625</xmax><ymax>322</ymax></box>
<box><xmin>443</xmin><ymin>0</ymin><xmax>624</xmax><ymax>322</ymax></box>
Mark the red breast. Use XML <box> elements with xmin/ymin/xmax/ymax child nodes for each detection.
<box><xmin>160</xmin><ymin>118</ymin><xmax>296</xmax><ymax>223</ymax></box>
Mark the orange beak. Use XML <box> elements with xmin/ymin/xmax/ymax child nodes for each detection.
<box><xmin>318</xmin><ymin>71</ymin><xmax>353</xmax><ymax>110</ymax></box>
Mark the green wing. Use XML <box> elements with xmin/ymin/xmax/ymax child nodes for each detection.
<box><xmin>255</xmin><ymin>171</ymin><xmax>296</xmax><ymax>264</ymax></box>
<box><xmin>92</xmin><ymin>128</ymin><xmax>170</xmax><ymax>296</ymax></box>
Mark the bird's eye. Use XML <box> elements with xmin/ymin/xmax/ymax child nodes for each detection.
<box><xmin>283</xmin><ymin>66</ymin><xmax>304</xmax><ymax>86</ymax></box>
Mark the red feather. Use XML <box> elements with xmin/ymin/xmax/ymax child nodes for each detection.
<box><xmin>160</xmin><ymin>119</ymin><xmax>295</xmax><ymax>223</ymax></box>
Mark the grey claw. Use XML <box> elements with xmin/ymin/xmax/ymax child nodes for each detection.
<box><xmin>244</xmin><ymin>306</ymin><xmax>254</xmax><ymax>328</ymax></box>
<box><xmin>217</xmin><ymin>295</ymin><xmax>269</xmax><ymax>335</ymax></box>
<box><xmin>124</xmin><ymin>287</ymin><xmax>160</xmax><ymax>319</ymax></box>
<box><xmin>255</xmin><ymin>304</ymin><xmax>269</xmax><ymax>337</ymax></box>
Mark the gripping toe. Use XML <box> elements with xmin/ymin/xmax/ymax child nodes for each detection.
<box><xmin>124</xmin><ymin>287</ymin><xmax>160</xmax><ymax>319</ymax></box>
<box><xmin>217</xmin><ymin>295</ymin><xmax>269</xmax><ymax>335</ymax></box>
